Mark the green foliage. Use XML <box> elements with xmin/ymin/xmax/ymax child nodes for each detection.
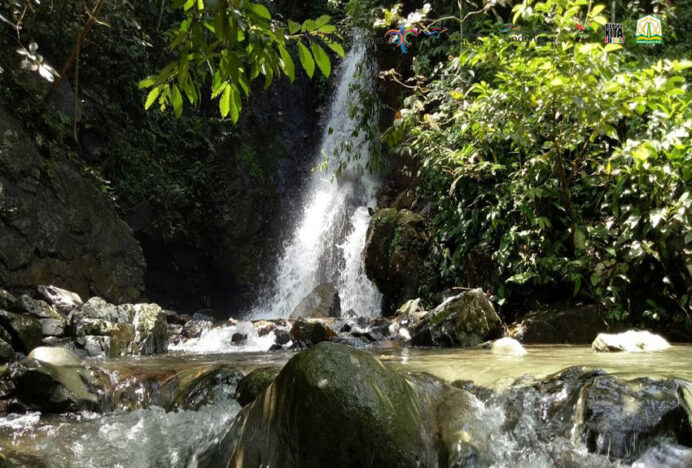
<box><xmin>387</xmin><ymin>0</ymin><xmax>692</xmax><ymax>327</ymax></box>
<box><xmin>139</xmin><ymin>1</ymin><xmax>344</xmax><ymax>121</ymax></box>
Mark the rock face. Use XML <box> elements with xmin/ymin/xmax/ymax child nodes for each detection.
<box><xmin>290</xmin><ymin>283</ymin><xmax>341</xmax><ymax>319</ymax></box>
<box><xmin>592</xmin><ymin>330</ymin><xmax>670</xmax><ymax>352</ymax></box>
<box><xmin>363</xmin><ymin>209</ymin><xmax>431</xmax><ymax>311</ymax></box>
<box><xmin>410</xmin><ymin>289</ymin><xmax>502</xmax><ymax>347</ymax></box>
<box><xmin>511</xmin><ymin>304</ymin><xmax>608</xmax><ymax>344</ymax></box>
<box><xmin>229</xmin><ymin>342</ymin><xmax>437</xmax><ymax>468</ymax></box>
<box><xmin>0</xmin><ymin>107</ymin><xmax>145</xmax><ymax>303</ymax></box>
<box><xmin>575</xmin><ymin>375</ymin><xmax>692</xmax><ymax>461</ymax></box>
<box><xmin>0</xmin><ymin>338</ymin><xmax>14</xmax><ymax>363</ymax></box>
<box><xmin>37</xmin><ymin>285</ymin><xmax>83</xmax><ymax>315</ymax></box>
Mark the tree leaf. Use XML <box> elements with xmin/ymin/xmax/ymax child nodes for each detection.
<box><xmin>288</xmin><ymin>20</ymin><xmax>301</xmax><ymax>34</ymax></box>
<box><xmin>326</xmin><ymin>41</ymin><xmax>345</xmax><ymax>58</ymax></box>
<box><xmin>314</xmin><ymin>15</ymin><xmax>331</xmax><ymax>28</ymax></box>
<box><xmin>311</xmin><ymin>43</ymin><xmax>330</xmax><ymax>78</ymax></box>
<box><xmin>145</xmin><ymin>87</ymin><xmax>161</xmax><ymax>110</ymax></box>
<box><xmin>230</xmin><ymin>84</ymin><xmax>240</xmax><ymax>123</ymax></box>
<box><xmin>196</xmin><ymin>0</ymin><xmax>204</xmax><ymax>10</ymax></box>
<box><xmin>171</xmin><ymin>85</ymin><xmax>183</xmax><ymax>118</ymax></box>
<box><xmin>279</xmin><ymin>45</ymin><xmax>295</xmax><ymax>83</ymax></box>
<box><xmin>249</xmin><ymin>3</ymin><xmax>271</xmax><ymax>20</ymax></box>
<box><xmin>297</xmin><ymin>41</ymin><xmax>315</xmax><ymax>78</ymax></box>
<box><xmin>590</xmin><ymin>4</ymin><xmax>605</xmax><ymax>17</ymax></box>
<box><xmin>604</xmin><ymin>43</ymin><xmax>622</xmax><ymax>52</ymax></box>
<box><xmin>220</xmin><ymin>84</ymin><xmax>231</xmax><ymax>117</ymax></box>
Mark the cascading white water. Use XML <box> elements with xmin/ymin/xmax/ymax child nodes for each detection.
<box><xmin>251</xmin><ymin>35</ymin><xmax>382</xmax><ymax>319</ymax></box>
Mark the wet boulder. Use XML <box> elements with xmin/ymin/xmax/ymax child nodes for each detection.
<box><xmin>511</xmin><ymin>304</ymin><xmax>608</xmax><ymax>344</ymax></box>
<box><xmin>410</xmin><ymin>289</ymin><xmax>502</xmax><ymax>347</ymax></box>
<box><xmin>0</xmin><ymin>310</ymin><xmax>42</xmax><ymax>353</ymax></box>
<box><xmin>37</xmin><ymin>285</ymin><xmax>83</xmax><ymax>315</ymax></box>
<box><xmin>14</xmin><ymin>295</ymin><xmax>64</xmax><ymax>321</ymax></box>
<box><xmin>289</xmin><ymin>319</ymin><xmax>336</xmax><ymax>346</ymax></box>
<box><xmin>592</xmin><ymin>330</ymin><xmax>670</xmax><ymax>352</ymax></box>
<box><xmin>235</xmin><ymin>366</ymin><xmax>281</xmax><ymax>406</ymax></box>
<box><xmin>11</xmin><ymin>348</ymin><xmax>100</xmax><ymax>412</ymax></box>
<box><xmin>229</xmin><ymin>342</ymin><xmax>437</xmax><ymax>467</ymax></box>
<box><xmin>575</xmin><ymin>375</ymin><xmax>692</xmax><ymax>461</ymax></box>
<box><xmin>290</xmin><ymin>283</ymin><xmax>341</xmax><ymax>319</ymax></box>
<box><xmin>363</xmin><ymin>209</ymin><xmax>431</xmax><ymax>311</ymax></box>
<box><xmin>130</xmin><ymin>303</ymin><xmax>167</xmax><ymax>355</ymax></box>
<box><xmin>182</xmin><ymin>319</ymin><xmax>213</xmax><ymax>339</ymax></box>
<box><xmin>273</xmin><ymin>328</ymin><xmax>291</xmax><ymax>345</ymax></box>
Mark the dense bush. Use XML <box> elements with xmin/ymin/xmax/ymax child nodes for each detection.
<box><xmin>385</xmin><ymin>0</ymin><xmax>691</xmax><ymax>328</ymax></box>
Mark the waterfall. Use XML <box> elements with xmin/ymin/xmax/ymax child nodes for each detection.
<box><xmin>251</xmin><ymin>35</ymin><xmax>382</xmax><ymax>319</ymax></box>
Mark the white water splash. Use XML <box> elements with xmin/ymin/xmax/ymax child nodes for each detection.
<box><xmin>169</xmin><ymin>320</ymin><xmax>287</xmax><ymax>354</ymax></box>
<box><xmin>251</xmin><ymin>36</ymin><xmax>381</xmax><ymax>319</ymax></box>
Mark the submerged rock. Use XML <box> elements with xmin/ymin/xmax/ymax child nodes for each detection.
<box><xmin>575</xmin><ymin>375</ymin><xmax>692</xmax><ymax>461</ymax></box>
<box><xmin>410</xmin><ymin>289</ymin><xmax>502</xmax><ymax>347</ymax></box>
<box><xmin>235</xmin><ymin>366</ymin><xmax>281</xmax><ymax>406</ymax></box>
<box><xmin>230</xmin><ymin>342</ymin><xmax>437</xmax><ymax>467</ymax></box>
<box><xmin>11</xmin><ymin>349</ymin><xmax>100</xmax><ymax>412</ymax></box>
<box><xmin>0</xmin><ymin>310</ymin><xmax>42</xmax><ymax>353</ymax></box>
<box><xmin>490</xmin><ymin>337</ymin><xmax>527</xmax><ymax>356</ymax></box>
<box><xmin>592</xmin><ymin>330</ymin><xmax>670</xmax><ymax>352</ymax></box>
<box><xmin>290</xmin><ymin>283</ymin><xmax>341</xmax><ymax>319</ymax></box>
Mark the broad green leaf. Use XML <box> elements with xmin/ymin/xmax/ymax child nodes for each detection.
<box><xmin>279</xmin><ymin>45</ymin><xmax>295</xmax><ymax>83</ymax></box>
<box><xmin>326</xmin><ymin>41</ymin><xmax>345</xmax><ymax>58</ymax></box>
<box><xmin>197</xmin><ymin>0</ymin><xmax>204</xmax><ymax>10</ymax></box>
<box><xmin>297</xmin><ymin>41</ymin><xmax>315</xmax><ymax>78</ymax></box>
<box><xmin>171</xmin><ymin>85</ymin><xmax>183</xmax><ymax>118</ymax></box>
<box><xmin>288</xmin><ymin>20</ymin><xmax>301</xmax><ymax>34</ymax></box>
<box><xmin>183</xmin><ymin>0</ymin><xmax>194</xmax><ymax>11</ymax></box>
<box><xmin>592</xmin><ymin>15</ymin><xmax>607</xmax><ymax>25</ymax></box>
<box><xmin>302</xmin><ymin>19</ymin><xmax>316</xmax><ymax>32</ymax></box>
<box><xmin>230</xmin><ymin>84</ymin><xmax>241</xmax><ymax>123</ymax></box>
<box><xmin>139</xmin><ymin>77</ymin><xmax>155</xmax><ymax>89</ymax></box>
<box><xmin>220</xmin><ymin>84</ymin><xmax>231</xmax><ymax>117</ymax></box>
<box><xmin>145</xmin><ymin>87</ymin><xmax>160</xmax><ymax>110</ymax></box>
<box><xmin>314</xmin><ymin>15</ymin><xmax>331</xmax><ymax>28</ymax></box>
<box><xmin>249</xmin><ymin>3</ymin><xmax>271</xmax><ymax>20</ymax></box>
<box><xmin>590</xmin><ymin>4</ymin><xmax>605</xmax><ymax>16</ymax></box>
<box><xmin>604</xmin><ymin>43</ymin><xmax>622</xmax><ymax>52</ymax></box>
<box><xmin>311</xmin><ymin>43</ymin><xmax>330</xmax><ymax>78</ymax></box>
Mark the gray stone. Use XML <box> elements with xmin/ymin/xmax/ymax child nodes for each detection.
<box><xmin>274</xmin><ymin>328</ymin><xmax>291</xmax><ymax>345</ymax></box>
<box><xmin>72</xmin><ymin>297</ymin><xmax>134</xmax><ymax>324</ymax></box>
<box><xmin>15</xmin><ymin>295</ymin><xmax>63</xmax><ymax>320</ymax></box>
<box><xmin>37</xmin><ymin>285</ymin><xmax>83</xmax><ymax>314</ymax></box>
<box><xmin>592</xmin><ymin>330</ymin><xmax>670</xmax><ymax>352</ymax></box>
<box><xmin>289</xmin><ymin>319</ymin><xmax>336</xmax><ymax>346</ymax></box>
<box><xmin>130</xmin><ymin>303</ymin><xmax>167</xmax><ymax>355</ymax></box>
<box><xmin>28</xmin><ymin>346</ymin><xmax>82</xmax><ymax>366</ymax></box>
<box><xmin>490</xmin><ymin>337</ymin><xmax>527</xmax><ymax>356</ymax></box>
<box><xmin>182</xmin><ymin>319</ymin><xmax>212</xmax><ymax>339</ymax></box>
<box><xmin>231</xmin><ymin>333</ymin><xmax>247</xmax><ymax>344</ymax></box>
<box><xmin>511</xmin><ymin>304</ymin><xmax>608</xmax><ymax>344</ymax></box>
<box><xmin>40</xmin><ymin>318</ymin><xmax>66</xmax><ymax>337</ymax></box>
<box><xmin>290</xmin><ymin>283</ymin><xmax>341</xmax><ymax>319</ymax></box>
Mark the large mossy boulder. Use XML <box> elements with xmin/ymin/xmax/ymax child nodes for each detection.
<box><xmin>229</xmin><ymin>342</ymin><xmax>438</xmax><ymax>468</ymax></box>
<box><xmin>410</xmin><ymin>289</ymin><xmax>502</xmax><ymax>347</ymax></box>
<box><xmin>363</xmin><ymin>208</ymin><xmax>431</xmax><ymax>312</ymax></box>
<box><xmin>290</xmin><ymin>283</ymin><xmax>341</xmax><ymax>319</ymax></box>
